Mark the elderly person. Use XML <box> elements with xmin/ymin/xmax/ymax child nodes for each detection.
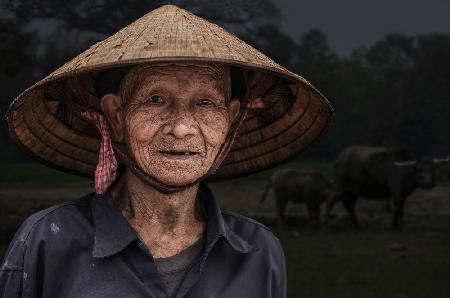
<box><xmin>1</xmin><ymin>5</ymin><xmax>332</xmax><ymax>298</ymax></box>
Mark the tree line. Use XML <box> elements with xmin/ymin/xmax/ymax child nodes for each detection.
<box><xmin>1</xmin><ymin>0</ymin><xmax>449</xmax><ymax>162</ymax></box>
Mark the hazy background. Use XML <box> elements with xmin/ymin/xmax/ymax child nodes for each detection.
<box><xmin>279</xmin><ymin>0</ymin><xmax>450</xmax><ymax>55</ymax></box>
<box><xmin>1</xmin><ymin>0</ymin><xmax>450</xmax><ymax>161</ymax></box>
<box><xmin>1</xmin><ymin>1</ymin><xmax>449</xmax><ymax>297</ymax></box>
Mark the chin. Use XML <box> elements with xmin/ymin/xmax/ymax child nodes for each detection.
<box><xmin>154</xmin><ymin>171</ymin><xmax>205</xmax><ymax>186</ymax></box>
<box><xmin>133</xmin><ymin>150</ymin><xmax>215</xmax><ymax>186</ymax></box>
<box><xmin>161</xmin><ymin>176</ymin><xmax>200</xmax><ymax>186</ymax></box>
<box><xmin>142</xmin><ymin>163</ymin><xmax>210</xmax><ymax>186</ymax></box>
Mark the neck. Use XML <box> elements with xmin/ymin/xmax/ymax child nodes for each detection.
<box><xmin>110</xmin><ymin>170</ymin><xmax>206</xmax><ymax>258</ymax></box>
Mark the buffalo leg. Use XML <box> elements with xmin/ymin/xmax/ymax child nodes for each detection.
<box><xmin>392</xmin><ymin>198</ymin><xmax>405</xmax><ymax>229</ymax></box>
<box><xmin>307</xmin><ymin>202</ymin><xmax>320</xmax><ymax>226</ymax></box>
<box><xmin>325</xmin><ymin>188</ymin><xmax>350</xmax><ymax>223</ymax></box>
<box><xmin>343</xmin><ymin>193</ymin><xmax>361</xmax><ymax>229</ymax></box>
<box><xmin>325</xmin><ymin>191</ymin><xmax>342</xmax><ymax>219</ymax></box>
<box><xmin>275</xmin><ymin>195</ymin><xmax>288</xmax><ymax>229</ymax></box>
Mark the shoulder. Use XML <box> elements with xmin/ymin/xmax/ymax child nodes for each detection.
<box><xmin>221</xmin><ymin>210</ymin><xmax>287</xmax><ymax>296</ymax></box>
<box><xmin>1</xmin><ymin>193</ymin><xmax>95</xmax><ymax>295</ymax></box>
<box><xmin>221</xmin><ymin>210</ymin><xmax>284</xmax><ymax>255</ymax></box>
<box><xmin>2</xmin><ymin>193</ymin><xmax>94</xmax><ymax>270</ymax></box>
<box><xmin>221</xmin><ymin>210</ymin><xmax>273</xmax><ymax>233</ymax></box>
<box><xmin>3</xmin><ymin>193</ymin><xmax>94</xmax><ymax>264</ymax></box>
<box><xmin>16</xmin><ymin>193</ymin><xmax>94</xmax><ymax>244</ymax></box>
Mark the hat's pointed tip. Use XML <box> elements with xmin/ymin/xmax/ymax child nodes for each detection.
<box><xmin>158</xmin><ymin>3</ymin><xmax>182</xmax><ymax>11</ymax></box>
<box><xmin>146</xmin><ymin>3</ymin><xmax>188</xmax><ymax>18</ymax></box>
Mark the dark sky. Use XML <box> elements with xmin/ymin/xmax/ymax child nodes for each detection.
<box><xmin>279</xmin><ymin>0</ymin><xmax>450</xmax><ymax>55</ymax></box>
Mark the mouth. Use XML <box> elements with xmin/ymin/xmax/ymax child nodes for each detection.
<box><xmin>159</xmin><ymin>150</ymin><xmax>201</xmax><ymax>160</ymax></box>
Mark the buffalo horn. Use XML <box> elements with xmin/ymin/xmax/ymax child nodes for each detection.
<box><xmin>432</xmin><ymin>156</ymin><xmax>450</xmax><ymax>164</ymax></box>
<box><xmin>394</xmin><ymin>160</ymin><xmax>417</xmax><ymax>166</ymax></box>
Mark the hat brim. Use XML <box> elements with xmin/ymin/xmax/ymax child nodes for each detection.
<box><xmin>6</xmin><ymin>5</ymin><xmax>333</xmax><ymax>181</ymax></box>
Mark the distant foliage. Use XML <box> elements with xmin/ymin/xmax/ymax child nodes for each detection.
<box><xmin>1</xmin><ymin>0</ymin><xmax>449</xmax><ymax>161</ymax></box>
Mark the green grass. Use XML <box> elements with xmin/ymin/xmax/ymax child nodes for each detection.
<box><xmin>0</xmin><ymin>163</ymin><xmax>91</xmax><ymax>188</ymax></box>
<box><xmin>278</xmin><ymin>216</ymin><xmax>450</xmax><ymax>298</ymax></box>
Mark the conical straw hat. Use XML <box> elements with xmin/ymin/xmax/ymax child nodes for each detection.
<box><xmin>6</xmin><ymin>4</ymin><xmax>333</xmax><ymax>180</ymax></box>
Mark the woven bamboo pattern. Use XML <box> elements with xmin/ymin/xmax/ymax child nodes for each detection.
<box><xmin>6</xmin><ymin>4</ymin><xmax>333</xmax><ymax>180</ymax></box>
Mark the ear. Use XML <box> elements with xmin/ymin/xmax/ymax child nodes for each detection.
<box><xmin>228</xmin><ymin>97</ymin><xmax>241</xmax><ymax>123</ymax></box>
<box><xmin>100</xmin><ymin>93</ymin><xmax>125</xmax><ymax>142</ymax></box>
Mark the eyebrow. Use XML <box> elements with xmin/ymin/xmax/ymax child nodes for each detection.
<box><xmin>139</xmin><ymin>76</ymin><xmax>165</xmax><ymax>86</ymax></box>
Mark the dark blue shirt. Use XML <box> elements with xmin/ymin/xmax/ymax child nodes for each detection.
<box><xmin>0</xmin><ymin>183</ymin><xmax>286</xmax><ymax>297</ymax></box>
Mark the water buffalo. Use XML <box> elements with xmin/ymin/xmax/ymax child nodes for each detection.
<box><xmin>260</xmin><ymin>169</ymin><xmax>332</xmax><ymax>227</ymax></box>
<box><xmin>325</xmin><ymin>146</ymin><xmax>449</xmax><ymax>229</ymax></box>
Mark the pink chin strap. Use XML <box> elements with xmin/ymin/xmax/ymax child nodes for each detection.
<box><xmin>80</xmin><ymin>111</ymin><xmax>118</xmax><ymax>194</ymax></box>
<box><xmin>81</xmin><ymin>101</ymin><xmax>250</xmax><ymax>194</ymax></box>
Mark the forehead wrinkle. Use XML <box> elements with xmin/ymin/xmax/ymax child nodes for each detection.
<box><xmin>137</xmin><ymin>67</ymin><xmax>221</xmax><ymax>89</ymax></box>
<box><xmin>139</xmin><ymin>76</ymin><xmax>175</xmax><ymax>92</ymax></box>
<box><xmin>139</xmin><ymin>77</ymin><xmax>166</xmax><ymax>88</ymax></box>
<box><xmin>120</xmin><ymin>62</ymin><xmax>230</xmax><ymax>104</ymax></box>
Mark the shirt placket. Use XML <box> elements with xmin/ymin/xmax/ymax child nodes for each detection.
<box><xmin>175</xmin><ymin>235</ymin><xmax>221</xmax><ymax>298</ymax></box>
<box><xmin>132</xmin><ymin>239</ymin><xmax>170</xmax><ymax>298</ymax></box>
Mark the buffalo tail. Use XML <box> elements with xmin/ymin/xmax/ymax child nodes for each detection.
<box><xmin>259</xmin><ymin>179</ymin><xmax>273</xmax><ymax>204</ymax></box>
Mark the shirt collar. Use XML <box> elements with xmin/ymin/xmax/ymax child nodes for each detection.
<box><xmin>91</xmin><ymin>191</ymin><xmax>138</xmax><ymax>258</ymax></box>
<box><xmin>91</xmin><ymin>182</ymin><xmax>257</xmax><ymax>258</ymax></box>
<box><xmin>197</xmin><ymin>182</ymin><xmax>257</xmax><ymax>254</ymax></box>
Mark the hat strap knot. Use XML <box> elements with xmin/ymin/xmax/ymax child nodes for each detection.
<box><xmin>80</xmin><ymin>111</ymin><xmax>118</xmax><ymax>194</ymax></box>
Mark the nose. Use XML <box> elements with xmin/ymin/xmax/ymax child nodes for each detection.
<box><xmin>162</xmin><ymin>115</ymin><xmax>197</xmax><ymax>139</ymax></box>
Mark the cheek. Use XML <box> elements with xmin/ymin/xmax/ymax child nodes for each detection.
<box><xmin>125</xmin><ymin>110</ymin><xmax>160</xmax><ymax>143</ymax></box>
<box><xmin>197</xmin><ymin>113</ymin><xmax>230</xmax><ymax>148</ymax></box>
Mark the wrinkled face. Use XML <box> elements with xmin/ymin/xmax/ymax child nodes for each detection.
<box><xmin>102</xmin><ymin>62</ymin><xmax>240</xmax><ymax>186</ymax></box>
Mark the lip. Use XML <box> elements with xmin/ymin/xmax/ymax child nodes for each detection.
<box><xmin>159</xmin><ymin>150</ymin><xmax>202</xmax><ymax>160</ymax></box>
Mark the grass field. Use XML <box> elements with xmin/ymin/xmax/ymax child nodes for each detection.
<box><xmin>278</xmin><ymin>216</ymin><xmax>450</xmax><ymax>298</ymax></box>
<box><xmin>1</xmin><ymin>162</ymin><xmax>450</xmax><ymax>297</ymax></box>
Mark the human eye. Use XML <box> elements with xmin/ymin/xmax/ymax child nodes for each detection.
<box><xmin>145</xmin><ymin>94</ymin><xmax>165</xmax><ymax>105</ymax></box>
<box><xmin>197</xmin><ymin>98</ymin><xmax>217</xmax><ymax>107</ymax></box>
